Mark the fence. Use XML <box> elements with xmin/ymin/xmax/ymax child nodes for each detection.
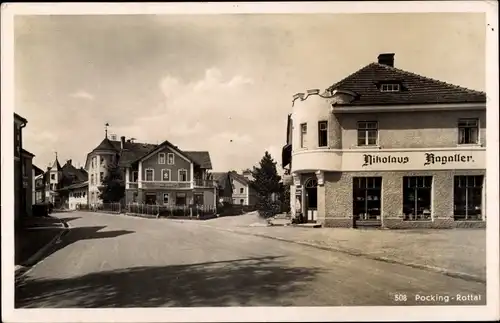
<box><xmin>126</xmin><ymin>204</ymin><xmax>217</xmax><ymax>219</ymax></box>
<box><xmin>76</xmin><ymin>203</ymin><xmax>122</xmax><ymax>214</ymax></box>
<box><xmin>217</xmin><ymin>204</ymin><xmax>257</xmax><ymax>217</ymax></box>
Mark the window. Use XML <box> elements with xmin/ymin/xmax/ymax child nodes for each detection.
<box><xmin>158</xmin><ymin>153</ymin><xmax>166</xmax><ymax>164</ymax></box>
<box><xmin>458</xmin><ymin>118</ymin><xmax>479</xmax><ymax>145</ymax></box>
<box><xmin>380</xmin><ymin>83</ymin><xmax>401</xmax><ymax>92</ymax></box>
<box><xmin>163</xmin><ymin>193</ymin><xmax>170</xmax><ymax>205</ymax></box>
<box><xmin>240</xmin><ymin>188</ymin><xmax>244</xmax><ymax>194</ymax></box>
<box><xmin>403</xmin><ymin>176</ymin><xmax>433</xmax><ymax>220</ymax></box>
<box><xmin>178</xmin><ymin>169</ymin><xmax>188</xmax><ymax>182</ymax></box>
<box><xmin>145</xmin><ymin>169</ymin><xmax>154</xmax><ymax>181</ymax></box>
<box><xmin>100</xmin><ymin>157</ymin><xmax>105</xmax><ymax>165</ymax></box>
<box><xmin>91</xmin><ymin>174</ymin><xmax>94</xmax><ymax>185</ymax></box>
<box><xmin>132</xmin><ymin>171</ymin><xmax>138</xmax><ymax>182</ymax></box>
<box><xmin>51</xmin><ymin>174</ymin><xmax>55</xmax><ymax>180</ymax></box>
<box><xmin>454</xmin><ymin>175</ymin><xmax>483</xmax><ymax>220</ymax></box>
<box><xmin>100</xmin><ymin>172</ymin><xmax>104</xmax><ymax>183</ymax></box>
<box><xmin>132</xmin><ymin>192</ymin><xmax>138</xmax><ymax>203</ymax></box>
<box><xmin>161</xmin><ymin>169</ymin><xmax>171</xmax><ymax>181</ymax></box>
<box><xmin>240</xmin><ymin>199</ymin><xmax>245</xmax><ymax>205</ymax></box>
<box><xmin>194</xmin><ymin>193</ymin><xmax>204</xmax><ymax>206</ymax></box>
<box><xmin>352</xmin><ymin>177</ymin><xmax>382</xmax><ymax>220</ymax></box>
<box><xmin>300</xmin><ymin>123</ymin><xmax>307</xmax><ymax>148</ymax></box>
<box><xmin>176</xmin><ymin>192</ymin><xmax>187</xmax><ymax>205</ymax></box>
<box><xmin>318</xmin><ymin>121</ymin><xmax>328</xmax><ymax>147</ymax></box>
<box><xmin>167</xmin><ymin>153</ymin><xmax>175</xmax><ymax>165</ymax></box>
<box><xmin>357</xmin><ymin>121</ymin><xmax>378</xmax><ymax>146</ymax></box>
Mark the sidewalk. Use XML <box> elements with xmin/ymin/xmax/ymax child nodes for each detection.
<box><xmin>199</xmin><ymin>213</ymin><xmax>486</xmax><ymax>282</ymax></box>
<box><xmin>15</xmin><ymin>216</ymin><xmax>68</xmax><ymax>276</ymax></box>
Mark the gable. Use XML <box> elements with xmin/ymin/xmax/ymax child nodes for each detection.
<box><xmin>142</xmin><ymin>144</ymin><xmax>191</xmax><ymax>165</ymax></box>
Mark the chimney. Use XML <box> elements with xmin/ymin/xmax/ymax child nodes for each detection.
<box><xmin>377</xmin><ymin>53</ymin><xmax>395</xmax><ymax>67</ymax></box>
<box><xmin>120</xmin><ymin>136</ymin><xmax>126</xmax><ymax>149</ymax></box>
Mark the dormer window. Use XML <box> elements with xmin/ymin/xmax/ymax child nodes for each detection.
<box><xmin>380</xmin><ymin>83</ymin><xmax>400</xmax><ymax>92</ymax></box>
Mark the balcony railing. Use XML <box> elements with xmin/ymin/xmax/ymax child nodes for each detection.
<box><xmin>129</xmin><ymin>182</ymin><xmax>138</xmax><ymax>189</ymax></box>
<box><xmin>194</xmin><ymin>179</ymin><xmax>216</xmax><ymax>188</ymax></box>
<box><xmin>140</xmin><ymin>181</ymin><xmax>191</xmax><ymax>189</ymax></box>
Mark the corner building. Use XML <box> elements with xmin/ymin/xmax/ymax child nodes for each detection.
<box><xmin>282</xmin><ymin>53</ymin><xmax>487</xmax><ymax>229</ymax></box>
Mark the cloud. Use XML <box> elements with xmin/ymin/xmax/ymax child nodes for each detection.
<box><xmin>69</xmin><ymin>90</ymin><xmax>95</xmax><ymax>100</ymax></box>
<box><xmin>112</xmin><ymin>67</ymin><xmax>287</xmax><ymax>172</ymax></box>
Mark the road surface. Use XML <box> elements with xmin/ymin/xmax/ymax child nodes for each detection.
<box><xmin>15</xmin><ymin>212</ymin><xmax>486</xmax><ymax>307</ymax></box>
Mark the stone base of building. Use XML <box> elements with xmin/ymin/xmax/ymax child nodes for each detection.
<box><xmin>382</xmin><ymin>218</ymin><xmax>454</xmax><ymax>229</ymax></box>
<box><xmin>323</xmin><ymin>218</ymin><xmax>354</xmax><ymax>228</ymax></box>
<box><xmin>453</xmin><ymin>220</ymin><xmax>486</xmax><ymax>229</ymax></box>
<box><xmin>321</xmin><ymin>217</ymin><xmax>486</xmax><ymax>229</ymax></box>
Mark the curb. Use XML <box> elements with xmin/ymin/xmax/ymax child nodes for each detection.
<box><xmin>199</xmin><ymin>224</ymin><xmax>486</xmax><ymax>284</ymax></box>
<box><xmin>15</xmin><ymin>219</ymin><xmax>70</xmax><ymax>280</ymax></box>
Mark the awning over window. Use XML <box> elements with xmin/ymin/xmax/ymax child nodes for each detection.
<box><xmin>282</xmin><ymin>144</ymin><xmax>292</xmax><ymax>168</ymax></box>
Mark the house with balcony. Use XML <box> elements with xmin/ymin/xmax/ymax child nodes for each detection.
<box><xmin>44</xmin><ymin>156</ymin><xmax>88</xmax><ymax>208</ymax></box>
<box><xmin>85</xmin><ymin>135</ymin><xmax>216</xmax><ymax>207</ymax></box>
<box><xmin>282</xmin><ymin>53</ymin><xmax>487</xmax><ymax>229</ymax></box>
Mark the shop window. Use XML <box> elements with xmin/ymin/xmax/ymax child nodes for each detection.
<box><xmin>163</xmin><ymin>193</ymin><xmax>170</xmax><ymax>205</ymax></box>
<box><xmin>133</xmin><ymin>192</ymin><xmax>138</xmax><ymax>203</ymax></box>
<box><xmin>300</xmin><ymin>123</ymin><xmax>307</xmax><ymax>148</ymax></box>
<box><xmin>145</xmin><ymin>193</ymin><xmax>157</xmax><ymax>205</ymax></box>
<box><xmin>403</xmin><ymin>176</ymin><xmax>432</xmax><ymax>220</ymax></box>
<box><xmin>454</xmin><ymin>175</ymin><xmax>483</xmax><ymax>220</ymax></box>
<box><xmin>318</xmin><ymin>121</ymin><xmax>328</xmax><ymax>147</ymax></box>
<box><xmin>240</xmin><ymin>199</ymin><xmax>245</xmax><ymax>205</ymax></box>
<box><xmin>458</xmin><ymin>118</ymin><xmax>479</xmax><ymax>145</ymax></box>
<box><xmin>194</xmin><ymin>193</ymin><xmax>204</xmax><ymax>206</ymax></box>
<box><xmin>352</xmin><ymin>177</ymin><xmax>382</xmax><ymax>220</ymax></box>
<box><xmin>176</xmin><ymin>193</ymin><xmax>187</xmax><ymax>206</ymax></box>
<box><xmin>357</xmin><ymin>121</ymin><xmax>378</xmax><ymax>146</ymax></box>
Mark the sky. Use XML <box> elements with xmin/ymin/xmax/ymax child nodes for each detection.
<box><xmin>14</xmin><ymin>13</ymin><xmax>486</xmax><ymax>172</ymax></box>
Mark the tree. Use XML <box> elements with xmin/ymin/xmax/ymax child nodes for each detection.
<box><xmin>250</xmin><ymin>151</ymin><xmax>282</xmax><ymax>218</ymax></box>
<box><xmin>98</xmin><ymin>162</ymin><xmax>125</xmax><ymax>203</ymax></box>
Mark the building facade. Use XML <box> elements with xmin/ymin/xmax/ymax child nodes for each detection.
<box><xmin>85</xmin><ymin>135</ymin><xmax>217</xmax><ymax>207</ymax></box>
<box><xmin>14</xmin><ymin>113</ymin><xmax>35</xmax><ymax>221</ymax></box>
<box><xmin>282</xmin><ymin>53</ymin><xmax>487</xmax><ymax>229</ymax></box>
<box><xmin>211</xmin><ymin>172</ymin><xmax>234</xmax><ymax>203</ymax></box>
<box><xmin>229</xmin><ymin>171</ymin><xmax>257</xmax><ymax>206</ymax></box>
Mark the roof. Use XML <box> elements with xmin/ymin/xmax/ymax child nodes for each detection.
<box><xmin>211</xmin><ymin>172</ymin><xmax>230</xmax><ymax>189</ymax></box>
<box><xmin>57</xmin><ymin>180</ymin><xmax>88</xmax><ymax>191</ymax></box>
<box><xmin>33</xmin><ymin>164</ymin><xmax>44</xmax><ymax>176</ymax></box>
<box><xmin>50</xmin><ymin>158</ymin><xmax>62</xmax><ymax>171</ymax></box>
<box><xmin>62</xmin><ymin>163</ymin><xmax>88</xmax><ymax>183</ymax></box>
<box><xmin>14</xmin><ymin>113</ymin><xmax>27</xmax><ymax>124</ymax></box>
<box><xmin>94</xmin><ymin>138</ymin><xmax>119</xmax><ymax>152</ymax></box>
<box><xmin>326</xmin><ymin>62</ymin><xmax>486</xmax><ymax>106</ymax></box>
<box><xmin>184</xmin><ymin>151</ymin><xmax>212</xmax><ymax>169</ymax></box>
<box><xmin>85</xmin><ymin>138</ymin><xmax>212</xmax><ymax>169</ymax></box>
<box><xmin>229</xmin><ymin>171</ymin><xmax>250</xmax><ymax>185</ymax></box>
<box><xmin>21</xmin><ymin>149</ymin><xmax>35</xmax><ymax>157</ymax></box>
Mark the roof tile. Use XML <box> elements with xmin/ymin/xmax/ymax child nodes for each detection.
<box><xmin>326</xmin><ymin>63</ymin><xmax>486</xmax><ymax>106</ymax></box>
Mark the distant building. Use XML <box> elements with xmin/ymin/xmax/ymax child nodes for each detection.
<box><xmin>229</xmin><ymin>171</ymin><xmax>257</xmax><ymax>206</ymax></box>
<box><xmin>211</xmin><ymin>172</ymin><xmax>234</xmax><ymax>204</ymax></box>
<box><xmin>282</xmin><ymin>53</ymin><xmax>486</xmax><ymax>229</ymax></box>
<box><xmin>44</xmin><ymin>156</ymin><xmax>88</xmax><ymax>209</ymax></box>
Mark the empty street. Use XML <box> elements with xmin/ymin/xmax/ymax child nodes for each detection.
<box><xmin>15</xmin><ymin>212</ymin><xmax>486</xmax><ymax>307</ymax></box>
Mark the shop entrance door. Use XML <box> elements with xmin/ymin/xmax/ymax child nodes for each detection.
<box><xmin>305</xmin><ymin>178</ymin><xmax>318</xmax><ymax>223</ymax></box>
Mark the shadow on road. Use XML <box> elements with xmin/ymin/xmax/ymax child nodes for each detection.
<box><xmin>16</xmin><ymin>255</ymin><xmax>323</xmax><ymax>308</ymax></box>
